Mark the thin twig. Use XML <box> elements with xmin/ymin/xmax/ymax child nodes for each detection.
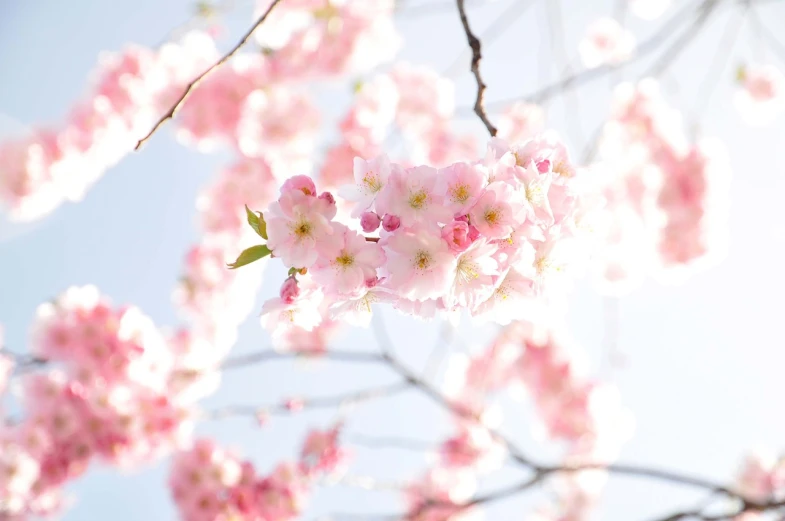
<box><xmin>220</xmin><ymin>348</ymin><xmax>383</xmax><ymax>371</ymax></box>
<box><xmin>134</xmin><ymin>0</ymin><xmax>284</xmax><ymax>150</ymax></box>
<box><xmin>482</xmin><ymin>0</ymin><xmax>706</xmax><ymax>110</ymax></box>
<box><xmin>644</xmin><ymin>0</ymin><xmax>720</xmax><ymax>77</ymax></box>
<box><xmin>203</xmin><ymin>380</ymin><xmax>409</xmax><ymax>420</ymax></box>
<box><xmin>455</xmin><ymin>0</ymin><xmax>498</xmax><ymax>137</ymax></box>
<box><xmin>348</xmin><ymin>433</ymin><xmax>436</xmax><ymax>451</ymax></box>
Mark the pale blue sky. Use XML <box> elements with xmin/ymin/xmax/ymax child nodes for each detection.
<box><xmin>1</xmin><ymin>1</ymin><xmax>785</xmax><ymax>520</ymax></box>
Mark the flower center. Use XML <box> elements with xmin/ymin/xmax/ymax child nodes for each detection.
<box><xmin>553</xmin><ymin>161</ymin><xmax>571</xmax><ymax>178</ymax></box>
<box><xmin>525</xmin><ymin>184</ymin><xmax>542</xmax><ymax>204</ymax></box>
<box><xmin>334</xmin><ymin>253</ymin><xmax>354</xmax><ymax>268</ymax></box>
<box><xmin>414</xmin><ymin>251</ymin><xmax>432</xmax><ymax>270</ymax></box>
<box><xmin>408</xmin><ymin>190</ymin><xmax>429</xmax><ymax>210</ymax></box>
<box><xmin>362</xmin><ymin>171</ymin><xmax>383</xmax><ymax>193</ymax></box>
<box><xmin>456</xmin><ymin>258</ymin><xmax>479</xmax><ymax>283</ymax></box>
<box><xmin>484</xmin><ymin>207</ymin><xmax>500</xmax><ymax>225</ymax></box>
<box><xmin>291</xmin><ymin>219</ymin><xmax>312</xmax><ymax>239</ymax></box>
<box><xmin>450</xmin><ymin>183</ymin><xmax>470</xmax><ymax>203</ymax></box>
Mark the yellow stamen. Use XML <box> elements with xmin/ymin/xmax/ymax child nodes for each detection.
<box><xmin>450</xmin><ymin>183</ymin><xmax>470</xmax><ymax>204</ymax></box>
<box><xmin>290</xmin><ymin>219</ymin><xmax>312</xmax><ymax>239</ymax></box>
<box><xmin>414</xmin><ymin>251</ymin><xmax>431</xmax><ymax>270</ymax></box>
<box><xmin>334</xmin><ymin>253</ymin><xmax>354</xmax><ymax>268</ymax></box>
<box><xmin>484</xmin><ymin>208</ymin><xmax>500</xmax><ymax>225</ymax></box>
<box><xmin>362</xmin><ymin>171</ymin><xmax>383</xmax><ymax>193</ymax></box>
<box><xmin>408</xmin><ymin>190</ymin><xmax>428</xmax><ymax>210</ymax></box>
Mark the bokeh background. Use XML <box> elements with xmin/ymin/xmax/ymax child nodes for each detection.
<box><xmin>1</xmin><ymin>0</ymin><xmax>785</xmax><ymax>519</ymax></box>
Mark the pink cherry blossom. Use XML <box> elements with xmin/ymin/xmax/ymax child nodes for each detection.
<box><xmin>340</xmin><ymin>154</ymin><xmax>392</xmax><ymax>217</ymax></box>
<box><xmin>445</xmin><ymin>238</ymin><xmax>500</xmax><ymax>310</ymax></box>
<box><xmin>579</xmin><ymin>18</ymin><xmax>636</xmax><ymax>69</ymax></box>
<box><xmin>383</xmin><ymin>224</ymin><xmax>457</xmax><ymax>302</ymax></box>
<box><xmin>265</xmin><ymin>182</ymin><xmax>337</xmax><ymax>268</ymax></box>
<box><xmin>468</xmin><ymin>183</ymin><xmax>519</xmax><ymax>239</ymax></box>
<box><xmin>735</xmin><ymin>64</ymin><xmax>785</xmax><ymax>126</ymax></box>
<box><xmin>311</xmin><ymin>223</ymin><xmax>386</xmax><ymax>296</ymax></box>
<box><xmin>376</xmin><ymin>165</ymin><xmax>453</xmax><ymax>226</ymax></box>
<box><xmin>440</xmin><ymin>161</ymin><xmax>487</xmax><ymax>216</ymax></box>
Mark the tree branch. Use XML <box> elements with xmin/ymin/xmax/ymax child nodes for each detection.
<box><xmin>203</xmin><ymin>380</ymin><xmax>409</xmax><ymax>420</ymax></box>
<box><xmin>455</xmin><ymin>0</ymin><xmax>497</xmax><ymax>137</ymax></box>
<box><xmin>481</xmin><ymin>0</ymin><xmax>709</xmax><ymax>110</ymax></box>
<box><xmin>134</xmin><ymin>0</ymin><xmax>284</xmax><ymax>150</ymax></box>
<box><xmin>219</xmin><ymin>348</ymin><xmax>383</xmax><ymax>371</ymax></box>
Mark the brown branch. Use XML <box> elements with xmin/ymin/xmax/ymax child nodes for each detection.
<box><xmin>134</xmin><ymin>0</ymin><xmax>284</xmax><ymax>150</ymax></box>
<box><xmin>455</xmin><ymin>0</ymin><xmax>497</xmax><ymax>137</ymax></box>
<box><xmin>209</xmin><ymin>334</ymin><xmax>784</xmax><ymax>521</ymax></box>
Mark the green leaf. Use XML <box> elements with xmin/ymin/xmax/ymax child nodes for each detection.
<box><xmin>258</xmin><ymin>212</ymin><xmax>267</xmax><ymax>240</ymax></box>
<box><xmin>227</xmin><ymin>245</ymin><xmax>271</xmax><ymax>270</ymax></box>
<box><xmin>288</xmin><ymin>267</ymin><xmax>300</xmax><ymax>277</ymax></box>
<box><xmin>245</xmin><ymin>205</ymin><xmax>261</xmax><ymax>236</ymax></box>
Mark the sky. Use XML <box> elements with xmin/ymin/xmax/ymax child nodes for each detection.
<box><xmin>1</xmin><ymin>0</ymin><xmax>785</xmax><ymax>520</ymax></box>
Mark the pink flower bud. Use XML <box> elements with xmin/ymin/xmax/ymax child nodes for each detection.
<box><xmin>282</xmin><ymin>175</ymin><xmax>317</xmax><ymax>196</ymax></box>
<box><xmin>365</xmin><ymin>276</ymin><xmax>379</xmax><ymax>288</ymax></box>
<box><xmin>382</xmin><ymin>214</ymin><xmax>401</xmax><ymax>232</ymax></box>
<box><xmin>318</xmin><ymin>191</ymin><xmax>335</xmax><ymax>205</ymax></box>
<box><xmin>360</xmin><ymin>211</ymin><xmax>381</xmax><ymax>232</ymax></box>
<box><xmin>279</xmin><ymin>277</ymin><xmax>300</xmax><ymax>304</ymax></box>
<box><xmin>441</xmin><ymin>221</ymin><xmax>473</xmax><ymax>252</ymax></box>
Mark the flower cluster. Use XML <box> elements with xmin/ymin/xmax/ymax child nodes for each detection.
<box><xmin>0</xmin><ymin>33</ymin><xmax>217</xmax><ymax>222</ymax></box>
<box><xmin>442</xmin><ymin>320</ymin><xmax>633</xmax><ymax>521</ymax></box>
<box><xmin>169</xmin><ymin>426</ymin><xmax>347</xmax><ymax>521</ymax></box>
<box><xmin>253</xmin><ymin>0</ymin><xmax>401</xmax><ymax>76</ymax></box>
<box><xmin>0</xmin><ymin>286</ymin><xmax>207</xmax><ymax>518</ymax></box>
<box><xmin>590</xmin><ymin>80</ymin><xmax>730</xmax><ymax>294</ymax></box>
<box><xmin>237</xmin><ymin>134</ymin><xmax>594</xmax><ymax>345</ymax></box>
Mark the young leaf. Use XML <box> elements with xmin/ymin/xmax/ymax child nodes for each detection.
<box><xmin>227</xmin><ymin>244</ymin><xmax>272</xmax><ymax>269</ymax></box>
<box><xmin>258</xmin><ymin>211</ymin><xmax>267</xmax><ymax>239</ymax></box>
<box><xmin>245</xmin><ymin>205</ymin><xmax>262</xmax><ymax>236</ymax></box>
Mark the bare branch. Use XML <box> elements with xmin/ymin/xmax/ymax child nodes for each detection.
<box><xmin>204</xmin><ymin>380</ymin><xmax>409</xmax><ymax>420</ymax></box>
<box><xmin>219</xmin><ymin>348</ymin><xmax>383</xmax><ymax>371</ymax></box>
<box><xmin>134</xmin><ymin>0</ymin><xmax>284</xmax><ymax>150</ymax></box>
<box><xmin>455</xmin><ymin>0</ymin><xmax>497</xmax><ymax>137</ymax></box>
<box><xmin>644</xmin><ymin>0</ymin><xmax>720</xmax><ymax>77</ymax></box>
<box><xmin>482</xmin><ymin>0</ymin><xmax>708</xmax><ymax>110</ymax></box>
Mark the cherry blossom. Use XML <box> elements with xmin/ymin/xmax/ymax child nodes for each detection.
<box><xmin>579</xmin><ymin>17</ymin><xmax>636</xmax><ymax>69</ymax></box>
<box><xmin>735</xmin><ymin>64</ymin><xmax>785</xmax><ymax>126</ymax></box>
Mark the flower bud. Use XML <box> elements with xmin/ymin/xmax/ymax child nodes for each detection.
<box><xmin>381</xmin><ymin>214</ymin><xmax>401</xmax><ymax>232</ymax></box>
<box><xmin>279</xmin><ymin>277</ymin><xmax>300</xmax><ymax>304</ymax></box>
<box><xmin>360</xmin><ymin>211</ymin><xmax>381</xmax><ymax>233</ymax></box>
<box><xmin>441</xmin><ymin>221</ymin><xmax>473</xmax><ymax>252</ymax></box>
